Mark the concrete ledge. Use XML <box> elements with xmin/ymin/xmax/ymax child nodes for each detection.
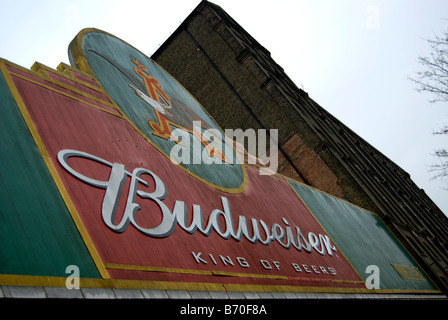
<box><xmin>141</xmin><ymin>289</ymin><xmax>169</xmax><ymax>299</ymax></box>
<box><xmin>2</xmin><ymin>286</ymin><xmax>47</xmax><ymax>298</ymax></box>
<box><xmin>44</xmin><ymin>286</ymin><xmax>84</xmax><ymax>299</ymax></box>
<box><xmin>80</xmin><ymin>287</ymin><xmax>115</xmax><ymax>299</ymax></box>
<box><xmin>113</xmin><ymin>288</ymin><xmax>145</xmax><ymax>299</ymax></box>
<box><xmin>0</xmin><ymin>285</ymin><xmax>446</xmax><ymax>299</ymax></box>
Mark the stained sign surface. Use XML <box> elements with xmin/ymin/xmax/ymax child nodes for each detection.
<box><xmin>0</xmin><ymin>28</ymin><xmax>439</xmax><ymax>294</ymax></box>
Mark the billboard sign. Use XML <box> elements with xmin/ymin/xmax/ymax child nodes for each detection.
<box><xmin>0</xmin><ymin>28</ymin><xmax>439</xmax><ymax>294</ymax></box>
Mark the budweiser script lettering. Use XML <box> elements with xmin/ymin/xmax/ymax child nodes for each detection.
<box><xmin>57</xmin><ymin>149</ymin><xmax>337</xmax><ymax>256</ymax></box>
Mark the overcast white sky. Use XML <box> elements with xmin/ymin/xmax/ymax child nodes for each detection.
<box><xmin>1</xmin><ymin>0</ymin><xmax>448</xmax><ymax>215</ymax></box>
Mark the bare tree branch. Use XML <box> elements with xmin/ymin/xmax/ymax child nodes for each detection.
<box><xmin>409</xmin><ymin>28</ymin><xmax>448</xmax><ymax>183</ymax></box>
<box><xmin>408</xmin><ymin>29</ymin><xmax>448</xmax><ymax>104</ymax></box>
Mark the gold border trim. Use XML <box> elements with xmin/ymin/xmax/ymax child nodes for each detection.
<box><xmin>8</xmin><ymin>69</ymin><xmax>122</xmax><ymax>118</ymax></box>
<box><xmin>105</xmin><ymin>263</ymin><xmax>288</xmax><ymax>280</ymax></box>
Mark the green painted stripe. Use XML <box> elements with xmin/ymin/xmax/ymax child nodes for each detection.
<box><xmin>0</xmin><ymin>71</ymin><xmax>100</xmax><ymax>278</ymax></box>
<box><xmin>289</xmin><ymin>180</ymin><xmax>438</xmax><ymax>291</ymax></box>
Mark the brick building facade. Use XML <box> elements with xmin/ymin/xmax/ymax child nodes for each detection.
<box><xmin>152</xmin><ymin>0</ymin><xmax>448</xmax><ymax>292</ymax></box>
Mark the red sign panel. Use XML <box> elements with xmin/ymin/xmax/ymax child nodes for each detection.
<box><xmin>4</xmin><ymin>29</ymin><xmax>365</xmax><ymax>292</ymax></box>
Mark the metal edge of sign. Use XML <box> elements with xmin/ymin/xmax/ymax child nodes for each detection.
<box><xmin>68</xmin><ymin>27</ymin><xmax>249</xmax><ymax>195</ymax></box>
<box><xmin>0</xmin><ymin>58</ymin><xmax>110</xmax><ymax>280</ymax></box>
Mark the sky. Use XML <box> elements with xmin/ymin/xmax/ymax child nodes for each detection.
<box><xmin>1</xmin><ymin>0</ymin><xmax>448</xmax><ymax>215</ymax></box>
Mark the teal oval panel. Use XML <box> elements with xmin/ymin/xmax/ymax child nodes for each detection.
<box><xmin>71</xmin><ymin>30</ymin><xmax>246</xmax><ymax>193</ymax></box>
